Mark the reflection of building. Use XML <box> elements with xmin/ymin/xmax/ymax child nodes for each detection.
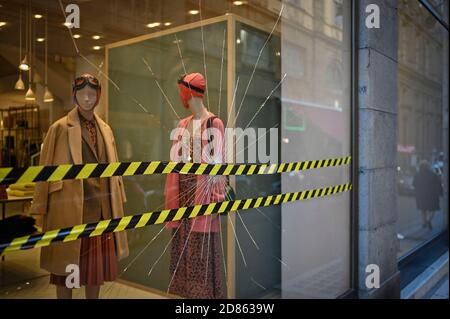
<box><xmin>398</xmin><ymin>3</ymin><xmax>444</xmax><ymax>166</ymax></box>
<box><xmin>394</xmin><ymin>0</ymin><xmax>448</xmax><ymax>277</ymax></box>
<box><xmin>281</xmin><ymin>0</ymin><xmax>350</xmax><ymax>162</ymax></box>
<box><xmin>280</xmin><ymin>0</ymin><xmax>352</xmax><ymax>300</ymax></box>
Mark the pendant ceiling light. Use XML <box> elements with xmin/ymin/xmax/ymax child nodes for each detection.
<box><xmin>19</xmin><ymin>56</ymin><xmax>29</xmax><ymax>71</ymax></box>
<box><xmin>44</xmin><ymin>87</ymin><xmax>53</xmax><ymax>102</ymax></box>
<box><xmin>19</xmin><ymin>6</ymin><xmax>29</xmax><ymax>71</ymax></box>
<box><xmin>43</xmin><ymin>10</ymin><xmax>53</xmax><ymax>102</ymax></box>
<box><xmin>15</xmin><ymin>8</ymin><xmax>25</xmax><ymax>90</ymax></box>
<box><xmin>25</xmin><ymin>3</ymin><xmax>35</xmax><ymax>101</ymax></box>
<box><xmin>14</xmin><ymin>73</ymin><xmax>25</xmax><ymax>90</ymax></box>
<box><xmin>25</xmin><ymin>86</ymin><xmax>35</xmax><ymax>101</ymax></box>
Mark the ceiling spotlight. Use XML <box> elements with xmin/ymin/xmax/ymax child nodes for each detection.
<box><xmin>92</xmin><ymin>35</ymin><xmax>101</xmax><ymax>40</ymax></box>
<box><xmin>93</xmin><ymin>45</ymin><xmax>101</xmax><ymax>50</ymax></box>
<box><xmin>0</xmin><ymin>22</ymin><xmax>7</xmax><ymax>27</ymax></box>
<box><xmin>73</xmin><ymin>34</ymin><xmax>81</xmax><ymax>39</ymax></box>
<box><xmin>63</xmin><ymin>22</ymin><xmax>72</xmax><ymax>27</ymax></box>
<box><xmin>36</xmin><ymin>38</ymin><xmax>45</xmax><ymax>42</ymax></box>
<box><xmin>233</xmin><ymin>1</ymin><xmax>246</xmax><ymax>5</ymax></box>
<box><xmin>34</xmin><ymin>14</ymin><xmax>43</xmax><ymax>19</ymax></box>
<box><xmin>189</xmin><ymin>10</ymin><xmax>199</xmax><ymax>15</ymax></box>
<box><xmin>146</xmin><ymin>22</ymin><xmax>161</xmax><ymax>28</ymax></box>
<box><xmin>164</xmin><ymin>22</ymin><xmax>172</xmax><ymax>26</ymax></box>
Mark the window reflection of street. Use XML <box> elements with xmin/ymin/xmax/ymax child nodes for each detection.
<box><xmin>396</xmin><ymin>1</ymin><xmax>447</xmax><ymax>259</ymax></box>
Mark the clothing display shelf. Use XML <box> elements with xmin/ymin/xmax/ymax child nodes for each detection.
<box><xmin>0</xmin><ymin>105</ymin><xmax>41</xmax><ymax>168</ymax></box>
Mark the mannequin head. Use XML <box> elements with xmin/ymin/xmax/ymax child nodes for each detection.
<box><xmin>177</xmin><ymin>73</ymin><xmax>205</xmax><ymax>110</ymax></box>
<box><xmin>75</xmin><ymin>86</ymin><xmax>98</xmax><ymax>112</ymax></box>
<box><xmin>73</xmin><ymin>73</ymin><xmax>101</xmax><ymax>112</ymax></box>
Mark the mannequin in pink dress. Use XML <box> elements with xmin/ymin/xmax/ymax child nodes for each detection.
<box><xmin>164</xmin><ymin>73</ymin><xmax>226</xmax><ymax>298</ymax></box>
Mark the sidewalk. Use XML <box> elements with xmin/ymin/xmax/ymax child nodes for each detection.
<box><xmin>401</xmin><ymin>251</ymin><xmax>448</xmax><ymax>299</ymax></box>
<box><xmin>426</xmin><ymin>274</ymin><xmax>449</xmax><ymax>299</ymax></box>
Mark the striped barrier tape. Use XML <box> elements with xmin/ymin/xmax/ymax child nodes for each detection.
<box><xmin>0</xmin><ymin>183</ymin><xmax>352</xmax><ymax>256</ymax></box>
<box><xmin>0</xmin><ymin>156</ymin><xmax>351</xmax><ymax>185</ymax></box>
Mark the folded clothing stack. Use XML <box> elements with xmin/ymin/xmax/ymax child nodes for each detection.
<box><xmin>6</xmin><ymin>182</ymin><xmax>36</xmax><ymax>197</ymax></box>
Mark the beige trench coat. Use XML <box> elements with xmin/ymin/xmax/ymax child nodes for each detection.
<box><xmin>31</xmin><ymin>107</ymin><xmax>129</xmax><ymax>275</ymax></box>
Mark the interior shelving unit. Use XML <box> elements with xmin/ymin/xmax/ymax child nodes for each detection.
<box><xmin>0</xmin><ymin>105</ymin><xmax>41</xmax><ymax>168</ymax></box>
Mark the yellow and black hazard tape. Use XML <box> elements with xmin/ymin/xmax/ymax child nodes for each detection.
<box><xmin>0</xmin><ymin>156</ymin><xmax>351</xmax><ymax>185</ymax></box>
<box><xmin>0</xmin><ymin>183</ymin><xmax>352</xmax><ymax>256</ymax></box>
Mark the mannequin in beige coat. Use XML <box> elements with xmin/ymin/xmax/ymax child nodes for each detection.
<box><xmin>31</xmin><ymin>74</ymin><xmax>129</xmax><ymax>299</ymax></box>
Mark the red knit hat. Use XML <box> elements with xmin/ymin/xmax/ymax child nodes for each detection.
<box><xmin>177</xmin><ymin>73</ymin><xmax>206</xmax><ymax>108</ymax></box>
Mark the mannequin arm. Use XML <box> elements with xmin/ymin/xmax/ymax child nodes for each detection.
<box><xmin>207</xmin><ymin>118</ymin><xmax>226</xmax><ymax>202</ymax></box>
